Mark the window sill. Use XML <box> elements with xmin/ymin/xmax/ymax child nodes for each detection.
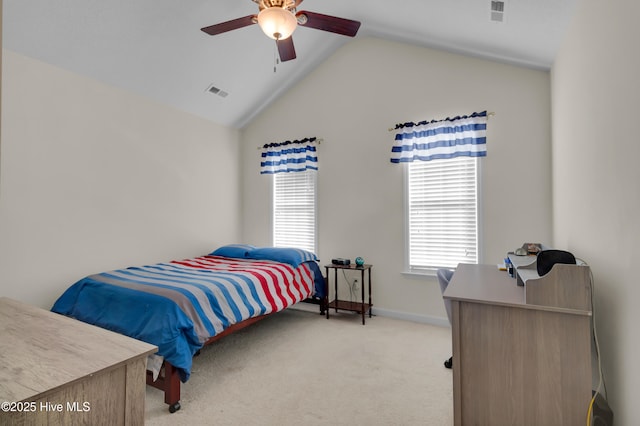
<box><xmin>401</xmin><ymin>270</ymin><xmax>437</xmax><ymax>279</ymax></box>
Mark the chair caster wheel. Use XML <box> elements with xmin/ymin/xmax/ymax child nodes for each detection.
<box><xmin>444</xmin><ymin>356</ymin><xmax>452</xmax><ymax>369</ymax></box>
<box><xmin>169</xmin><ymin>402</ymin><xmax>181</xmax><ymax>413</ymax></box>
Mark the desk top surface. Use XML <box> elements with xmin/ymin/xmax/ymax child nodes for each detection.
<box><xmin>0</xmin><ymin>297</ymin><xmax>157</xmax><ymax>403</ymax></box>
<box><xmin>444</xmin><ymin>263</ymin><xmax>591</xmax><ymax>315</ymax></box>
<box><xmin>444</xmin><ymin>263</ymin><xmax>524</xmax><ymax>306</ymax></box>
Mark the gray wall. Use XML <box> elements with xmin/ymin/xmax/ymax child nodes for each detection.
<box><xmin>241</xmin><ymin>37</ymin><xmax>553</xmax><ymax>323</ymax></box>
<box><xmin>551</xmin><ymin>0</ymin><xmax>640</xmax><ymax>422</ymax></box>
<box><xmin>0</xmin><ymin>51</ymin><xmax>243</xmax><ymax>308</ymax></box>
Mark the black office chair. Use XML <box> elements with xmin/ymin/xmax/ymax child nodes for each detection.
<box><xmin>437</xmin><ymin>268</ymin><xmax>454</xmax><ymax>369</ymax></box>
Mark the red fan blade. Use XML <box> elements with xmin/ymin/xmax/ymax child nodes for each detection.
<box><xmin>201</xmin><ymin>15</ymin><xmax>256</xmax><ymax>36</ymax></box>
<box><xmin>277</xmin><ymin>37</ymin><xmax>297</xmax><ymax>62</ymax></box>
<box><xmin>294</xmin><ymin>0</ymin><xmax>305</xmax><ymax>6</ymax></box>
<box><xmin>297</xmin><ymin>11</ymin><xmax>361</xmax><ymax>37</ymax></box>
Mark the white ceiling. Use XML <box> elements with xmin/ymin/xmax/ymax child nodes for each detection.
<box><xmin>3</xmin><ymin>0</ymin><xmax>577</xmax><ymax>129</ymax></box>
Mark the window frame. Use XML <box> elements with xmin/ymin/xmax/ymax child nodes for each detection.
<box><xmin>403</xmin><ymin>157</ymin><xmax>483</xmax><ymax>276</ymax></box>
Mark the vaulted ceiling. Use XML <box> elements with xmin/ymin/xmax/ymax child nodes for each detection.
<box><xmin>3</xmin><ymin>0</ymin><xmax>577</xmax><ymax>129</ymax></box>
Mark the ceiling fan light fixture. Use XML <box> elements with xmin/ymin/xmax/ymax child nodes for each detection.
<box><xmin>257</xmin><ymin>7</ymin><xmax>297</xmax><ymax>40</ymax></box>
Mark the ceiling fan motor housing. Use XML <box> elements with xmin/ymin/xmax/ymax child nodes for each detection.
<box><xmin>257</xmin><ymin>0</ymin><xmax>296</xmax><ymax>11</ymax></box>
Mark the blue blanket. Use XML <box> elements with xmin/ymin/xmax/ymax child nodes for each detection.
<box><xmin>52</xmin><ymin>255</ymin><xmax>324</xmax><ymax>381</ymax></box>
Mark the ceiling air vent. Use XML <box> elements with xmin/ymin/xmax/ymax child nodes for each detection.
<box><xmin>206</xmin><ymin>84</ymin><xmax>229</xmax><ymax>98</ymax></box>
<box><xmin>490</xmin><ymin>0</ymin><xmax>505</xmax><ymax>22</ymax></box>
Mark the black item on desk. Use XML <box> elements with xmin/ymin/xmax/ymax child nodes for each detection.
<box><xmin>331</xmin><ymin>258</ymin><xmax>350</xmax><ymax>265</ymax></box>
<box><xmin>536</xmin><ymin>250</ymin><xmax>576</xmax><ymax>276</ymax></box>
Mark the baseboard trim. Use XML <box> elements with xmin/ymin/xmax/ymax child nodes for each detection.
<box><xmin>372</xmin><ymin>307</ymin><xmax>450</xmax><ymax>328</ymax></box>
<box><xmin>292</xmin><ymin>301</ymin><xmax>450</xmax><ymax>328</ymax></box>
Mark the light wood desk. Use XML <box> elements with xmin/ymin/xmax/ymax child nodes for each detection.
<box><xmin>0</xmin><ymin>297</ymin><xmax>157</xmax><ymax>425</ymax></box>
<box><xmin>444</xmin><ymin>263</ymin><xmax>592</xmax><ymax>426</ymax></box>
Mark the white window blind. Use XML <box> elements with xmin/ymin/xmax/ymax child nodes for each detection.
<box><xmin>273</xmin><ymin>170</ymin><xmax>317</xmax><ymax>253</ymax></box>
<box><xmin>406</xmin><ymin>157</ymin><xmax>478</xmax><ymax>271</ymax></box>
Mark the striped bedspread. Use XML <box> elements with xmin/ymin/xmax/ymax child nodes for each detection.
<box><xmin>51</xmin><ymin>255</ymin><xmax>322</xmax><ymax>381</ymax></box>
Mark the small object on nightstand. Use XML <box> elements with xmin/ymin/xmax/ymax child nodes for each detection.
<box><xmin>355</xmin><ymin>257</ymin><xmax>364</xmax><ymax>267</ymax></box>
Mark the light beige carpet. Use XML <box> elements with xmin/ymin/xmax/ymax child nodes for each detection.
<box><xmin>145</xmin><ymin>306</ymin><xmax>453</xmax><ymax>426</ymax></box>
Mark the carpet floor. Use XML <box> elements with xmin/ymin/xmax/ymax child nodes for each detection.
<box><xmin>145</xmin><ymin>305</ymin><xmax>453</xmax><ymax>425</ymax></box>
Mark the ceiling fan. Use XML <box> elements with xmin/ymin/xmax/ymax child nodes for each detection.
<box><xmin>201</xmin><ymin>0</ymin><xmax>361</xmax><ymax>62</ymax></box>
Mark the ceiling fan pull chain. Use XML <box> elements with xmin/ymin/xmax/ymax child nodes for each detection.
<box><xmin>273</xmin><ymin>41</ymin><xmax>280</xmax><ymax>73</ymax></box>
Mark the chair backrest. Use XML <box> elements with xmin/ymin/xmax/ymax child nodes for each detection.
<box><xmin>436</xmin><ymin>268</ymin><xmax>454</xmax><ymax>325</ymax></box>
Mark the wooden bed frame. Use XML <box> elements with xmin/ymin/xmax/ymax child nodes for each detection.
<box><xmin>146</xmin><ymin>296</ymin><xmax>326</xmax><ymax>413</ymax></box>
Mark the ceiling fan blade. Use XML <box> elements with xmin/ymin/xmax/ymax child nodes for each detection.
<box><xmin>277</xmin><ymin>37</ymin><xmax>297</xmax><ymax>62</ymax></box>
<box><xmin>201</xmin><ymin>15</ymin><xmax>256</xmax><ymax>36</ymax></box>
<box><xmin>297</xmin><ymin>11</ymin><xmax>361</xmax><ymax>37</ymax></box>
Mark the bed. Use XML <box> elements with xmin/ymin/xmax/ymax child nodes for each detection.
<box><xmin>51</xmin><ymin>244</ymin><xmax>326</xmax><ymax>413</ymax></box>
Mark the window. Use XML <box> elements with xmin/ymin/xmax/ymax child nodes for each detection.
<box><xmin>273</xmin><ymin>170</ymin><xmax>317</xmax><ymax>253</ymax></box>
<box><xmin>405</xmin><ymin>157</ymin><xmax>479</xmax><ymax>272</ymax></box>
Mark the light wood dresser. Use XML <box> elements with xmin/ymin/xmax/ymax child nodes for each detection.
<box><xmin>0</xmin><ymin>297</ymin><xmax>157</xmax><ymax>425</ymax></box>
<box><xmin>444</xmin><ymin>262</ymin><xmax>593</xmax><ymax>426</ymax></box>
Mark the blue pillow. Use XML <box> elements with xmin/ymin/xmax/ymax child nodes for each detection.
<box><xmin>248</xmin><ymin>247</ymin><xmax>318</xmax><ymax>268</ymax></box>
<box><xmin>209</xmin><ymin>244</ymin><xmax>255</xmax><ymax>259</ymax></box>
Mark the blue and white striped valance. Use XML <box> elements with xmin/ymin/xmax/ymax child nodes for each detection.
<box><xmin>260</xmin><ymin>137</ymin><xmax>319</xmax><ymax>174</ymax></box>
<box><xmin>390</xmin><ymin>111</ymin><xmax>488</xmax><ymax>163</ymax></box>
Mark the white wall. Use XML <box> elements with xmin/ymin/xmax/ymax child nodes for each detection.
<box><xmin>551</xmin><ymin>0</ymin><xmax>640</xmax><ymax>422</ymax></box>
<box><xmin>241</xmin><ymin>37</ymin><xmax>552</xmax><ymax>323</ymax></box>
<box><xmin>0</xmin><ymin>50</ymin><xmax>242</xmax><ymax>309</ymax></box>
